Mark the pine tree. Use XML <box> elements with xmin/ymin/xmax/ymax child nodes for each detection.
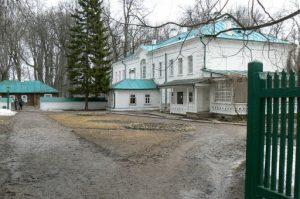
<box><xmin>67</xmin><ymin>0</ymin><xmax>111</xmax><ymax>110</ymax></box>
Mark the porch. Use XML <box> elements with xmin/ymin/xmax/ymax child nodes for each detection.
<box><xmin>161</xmin><ymin>77</ymin><xmax>248</xmax><ymax>116</ymax></box>
<box><xmin>209</xmin><ymin>78</ymin><xmax>248</xmax><ymax>115</ymax></box>
<box><xmin>160</xmin><ymin>78</ymin><xmax>211</xmax><ymax>115</ymax></box>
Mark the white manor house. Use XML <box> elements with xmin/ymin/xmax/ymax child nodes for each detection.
<box><xmin>109</xmin><ymin>19</ymin><xmax>295</xmax><ymax>115</ymax></box>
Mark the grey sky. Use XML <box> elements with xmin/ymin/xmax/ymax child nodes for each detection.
<box><xmin>46</xmin><ymin>0</ymin><xmax>293</xmax><ymax>25</ymax></box>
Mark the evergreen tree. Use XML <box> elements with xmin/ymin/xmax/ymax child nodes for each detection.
<box><xmin>67</xmin><ymin>0</ymin><xmax>111</xmax><ymax>110</ymax></box>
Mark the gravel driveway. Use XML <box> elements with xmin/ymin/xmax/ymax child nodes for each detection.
<box><xmin>0</xmin><ymin>112</ymin><xmax>246</xmax><ymax>199</ymax></box>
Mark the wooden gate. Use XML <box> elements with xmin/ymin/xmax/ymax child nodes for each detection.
<box><xmin>245</xmin><ymin>61</ymin><xmax>300</xmax><ymax>199</ymax></box>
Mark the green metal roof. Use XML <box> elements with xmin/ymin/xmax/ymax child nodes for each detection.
<box><xmin>141</xmin><ymin>19</ymin><xmax>292</xmax><ymax>52</ymax></box>
<box><xmin>0</xmin><ymin>80</ymin><xmax>59</xmax><ymax>93</ymax></box>
<box><xmin>203</xmin><ymin>69</ymin><xmax>248</xmax><ymax>76</ymax></box>
<box><xmin>111</xmin><ymin>79</ymin><xmax>158</xmax><ymax>90</ymax></box>
<box><xmin>160</xmin><ymin>78</ymin><xmax>212</xmax><ymax>87</ymax></box>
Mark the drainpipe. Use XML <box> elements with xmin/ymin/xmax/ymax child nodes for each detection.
<box><xmin>164</xmin><ymin>53</ymin><xmax>168</xmax><ymax>112</ymax></box>
<box><xmin>121</xmin><ymin>61</ymin><xmax>127</xmax><ymax>80</ymax></box>
<box><xmin>199</xmin><ymin>37</ymin><xmax>207</xmax><ymax>69</ymax></box>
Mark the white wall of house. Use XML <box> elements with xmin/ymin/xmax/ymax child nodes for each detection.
<box><xmin>113</xmin><ymin>90</ymin><xmax>160</xmax><ymax>111</ymax></box>
<box><xmin>112</xmin><ymin>37</ymin><xmax>294</xmax><ymax>86</ymax></box>
<box><xmin>40</xmin><ymin>101</ymin><xmax>107</xmax><ymax>111</ymax></box>
<box><xmin>205</xmin><ymin>38</ymin><xmax>293</xmax><ymax>72</ymax></box>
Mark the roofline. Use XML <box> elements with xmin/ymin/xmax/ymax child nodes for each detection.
<box><xmin>0</xmin><ymin>91</ymin><xmax>59</xmax><ymax>93</ymax></box>
<box><xmin>147</xmin><ymin>36</ymin><xmax>294</xmax><ymax>55</ymax></box>
<box><xmin>111</xmin><ymin>88</ymin><xmax>158</xmax><ymax>90</ymax></box>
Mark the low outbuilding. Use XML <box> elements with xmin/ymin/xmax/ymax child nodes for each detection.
<box><xmin>0</xmin><ymin>80</ymin><xmax>59</xmax><ymax>107</ymax></box>
<box><xmin>108</xmin><ymin>79</ymin><xmax>160</xmax><ymax>111</ymax></box>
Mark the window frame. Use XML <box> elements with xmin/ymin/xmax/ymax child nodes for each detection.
<box><xmin>169</xmin><ymin>59</ymin><xmax>174</xmax><ymax>76</ymax></box>
<box><xmin>178</xmin><ymin>58</ymin><xmax>183</xmax><ymax>75</ymax></box>
<box><xmin>177</xmin><ymin>92</ymin><xmax>184</xmax><ymax>105</ymax></box>
<box><xmin>188</xmin><ymin>92</ymin><xmax>193</xmax><ymax>103</ymax></box>
<box><xmin>159</xmin><ymin>62</ymin><xmax>162</xmax><ymax>77</ymax></box>
<box><xmin>145</xmin><ymin>94</ymin><xmax>150</xmax><ymax>104</ymax></box>
<box><xmin>152</xmin><ymin>63</ymin><xmax>155</xmax><ymax>78</ymax></box>
<box><xmin>188</xmin><ymin>55</ymin><xmax>193</xmax><ymax>74</ymax></box>
<box><xmin>215</xmin><ymin>80</ymin><xmax>233</xmax><ymax>103</ymax></box>
<box><xmin>140</xmin><ymin>59</ymin><xmax>146</xmax><ymax>79</ymax></box>
<box><xmin>130</xmin><ymin>94</ymin><xmax>136</xmax><ymax>105</ymax></box>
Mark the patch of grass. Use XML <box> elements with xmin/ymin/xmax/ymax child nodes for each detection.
<box><xmin>47</xmin><ymin>113</ymin><xmax>130</xmax><ymax>130</ymax></box>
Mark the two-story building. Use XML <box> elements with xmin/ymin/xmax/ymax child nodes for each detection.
<box><xmin>109</xmin><ymin>18</ymin><xmax>295</xmax><ymax>115</ymax></box>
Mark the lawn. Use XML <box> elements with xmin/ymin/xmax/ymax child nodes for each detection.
<box><xmin>46</xmin><ymin>112</ymin><xmax>193</xmax><ymax>162</ymax></box>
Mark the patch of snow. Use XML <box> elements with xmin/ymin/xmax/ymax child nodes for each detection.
<box><xmin>0</xmin><ymin>109</ymin><xmax>17</xmax><ymax>116</ymax></box>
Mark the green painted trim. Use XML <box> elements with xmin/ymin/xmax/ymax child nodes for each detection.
<box><xmin>40</xmin><ymin>97</ymin><xmax>107</xmax><ymax>102</ymax></box>
<box><xmin>0</xmin><ymin>98</ymin><xmax>13</xmax><ymax>103</ymax></box>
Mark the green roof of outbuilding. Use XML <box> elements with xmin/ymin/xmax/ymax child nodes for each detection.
<box><xmin>111</xmin><ymin>79</ymin><xmax>158</xmax><ymax>90</ymax></box>
<box><xmin>0</xmin><ymin>80</ymin><xmax>59</xmax><ymax>93</ymax></box>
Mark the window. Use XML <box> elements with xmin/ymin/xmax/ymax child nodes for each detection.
<box><xmin>115</xmin><ymin>72</ymin><xmax>117</xmax><ymax>81</ymax></box>
<box><xmin>145</xmin><ymin>94</ymin><xmax>150</xmax><ymax>104</ymax></box>
<box><xmin>169</xmin><ymin>59</ymin><xmax>174</xmax><ymax>76</ymax></box>
<box><xmin>152</xmin><ymin>64</ymin><xmax>155</xmax><ymax>78</ymax></box>
<box><xmin>215</xmin><ymin>80</ymin><xmax>232</xmax><ymax>102</ymax></box>
<box><xmin>171</xmin><ymin>92</ymin><xmax>174</xmax><ymax>103</ymax></box>
<box><xmin>140</xmin><ymin>59</ymin><xmax>146</xmax><ymax>79</ymax></box>
<box><xmin>188</xmin><ymin>55</ymin><xmax>193</xmax><ymax>74</ymax></box>
<box><xmin>178</xmin><ymin>58</ymin><xmax>183</xmax><ymax>75</ymax></box>
<box><xmin>189</xmin><ymin>92</ymin><xmax>193</xmax><ymax>103</ymax></box>
<box><xmin>177</xmin><ymin>92</ymin><xmax>184</xmax><ymax>104</ymax></box>
<box><xmin>119</xmin><ymin>71</ymin><xmax>121</xmax><ymax>81</ymax></box>
<box><xmin>159</xmin><ymin>62</ymin><xmax>162</xmax><ymax>77</ymax></box>
<box><xmin>123</xmin><ymin>70</ymin><xmax>126</xmax><ymax>80</ymax></box>
<box><xmin>129</xmin><ymin>68</ymin><xmax>136</xmax><ymax>79</ymax></box>
<box><xmin>130</xmin><ymin>94</ymin><xmax>136</xmax><ymax>105</ymax></box>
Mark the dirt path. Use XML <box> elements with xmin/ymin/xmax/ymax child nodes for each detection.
<box><xmin>0</xmin><ymin>112</ymin><xmax>246</xmax><ymax>199</ymax></box>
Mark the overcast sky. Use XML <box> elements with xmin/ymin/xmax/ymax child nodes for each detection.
<box><xmin>45</xmin><ymin>0</ymin><xmax>293</xmax><ymax>25</ymax></box>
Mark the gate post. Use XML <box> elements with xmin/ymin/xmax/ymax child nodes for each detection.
<box><xmin>245</xmin><ymin>61</ymin><xmax>263</xmax><ymax>199</ymax></box>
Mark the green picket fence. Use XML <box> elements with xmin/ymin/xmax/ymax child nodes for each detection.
<box><xmin>245</xmin><ymin>61</ymin><xmax>300</xmax><ymax>199</ymax></box>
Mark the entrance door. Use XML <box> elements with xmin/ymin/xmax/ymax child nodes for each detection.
<box><xmin>197</xmin><ymin>87</ymin><xmax>210</xmax><ymax>112</ymax></box>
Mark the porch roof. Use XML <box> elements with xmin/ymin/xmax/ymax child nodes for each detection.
<box><xmin>111</xmin><ymin>79</ymin><xmax>158</xmax><ymax>90</ymax></box>
<box><xmin>203</xmin><ymin>69</ymin><xmax>248</xmax><ymax>77</ymax></box>
<box><xmin>159</xmin><ymin>78</ymin><xmax>212</xmax><ymax>87</ymax></box>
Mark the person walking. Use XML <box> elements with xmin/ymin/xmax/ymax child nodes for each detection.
<box><xmin>19</xmin><ymin>98</ymin><xmax>23</xmax><ymax>110</ymax></box>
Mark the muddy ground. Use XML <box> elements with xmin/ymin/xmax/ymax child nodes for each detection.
<box><xmin>0</xmin><ymin>112</ymin><xmax>246</xmax><ymax>199</ymax></box>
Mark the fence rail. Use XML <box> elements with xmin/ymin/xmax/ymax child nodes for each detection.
<box><xmin>245</xmin><ymin>61</ymin><xmax>300</xmax><ymax>199</ymax></box>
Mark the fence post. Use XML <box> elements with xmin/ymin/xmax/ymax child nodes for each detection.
<box><xmin>245</xmin><ymin>61</ymin><xmax>263</xmax><ymax>199</ymax></box>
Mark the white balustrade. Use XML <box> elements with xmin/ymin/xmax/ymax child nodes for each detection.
<box><xmin>210</xmin><ymin>102</ymin><xmax>247</xmax><ymax>115</ymax></box>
